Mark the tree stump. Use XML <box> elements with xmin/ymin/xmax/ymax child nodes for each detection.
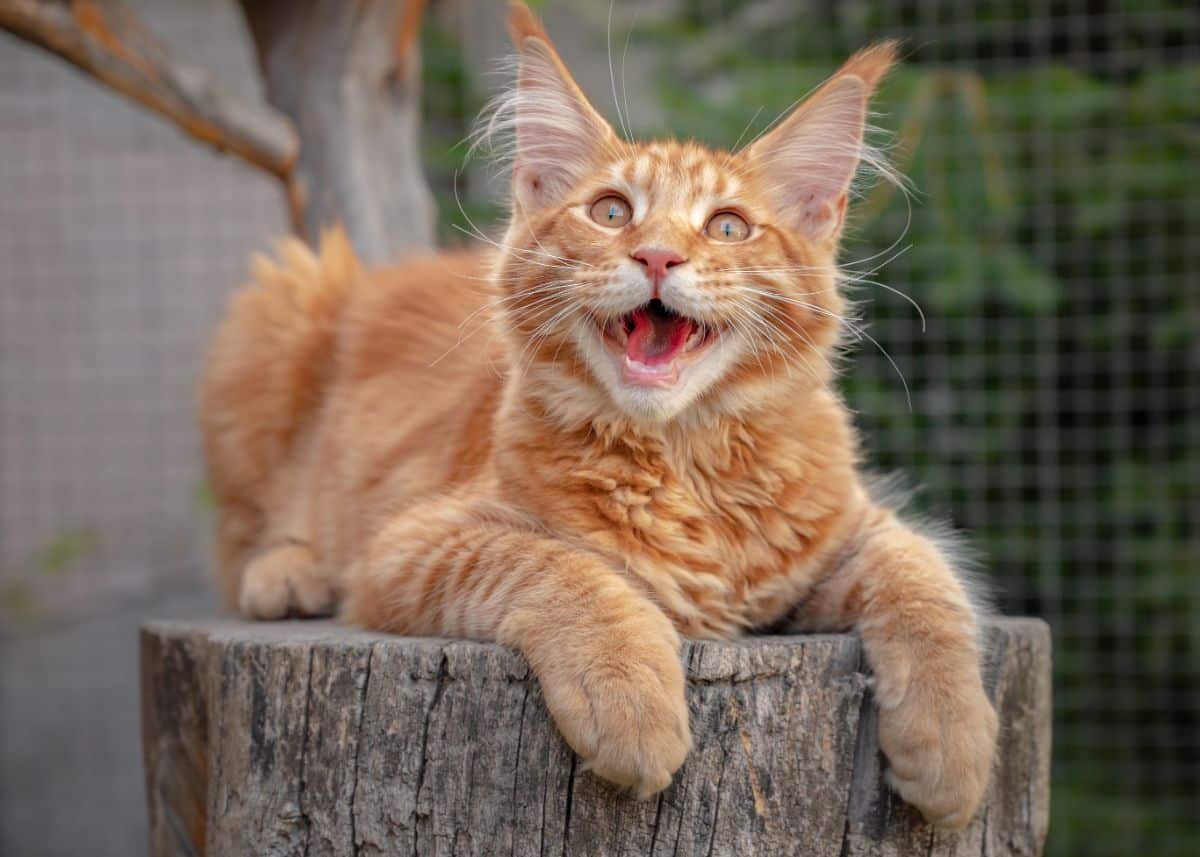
<box><xmin>140</xmin><ymin>617</ymin><xmax>1050</xmax><ymax>857</ymax></box>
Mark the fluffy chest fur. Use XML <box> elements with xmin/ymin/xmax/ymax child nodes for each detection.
<box><xmin>493</xmin><ymin>387</ymin><xmax>866</xmax><ymax>637</ymax></box>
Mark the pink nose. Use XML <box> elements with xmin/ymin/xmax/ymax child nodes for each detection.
<box><xmin>632</xmin><ymin>248</ymin><xmax>686</xmax><ymax>285</ymax></box>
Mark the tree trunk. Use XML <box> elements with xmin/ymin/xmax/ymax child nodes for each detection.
<box><xmin>140</xmin><ymin>617</ymin><xmax>1050</xmax><ymax>857</ymax></box>
<box><xmin>239</xmin><ymin>0</ymin><xmax>436</xmax><ymax>262</ymax></box>
<box><xmin>1</xmin><ymin>0</ymin><xmax>437</xmax><ymax>260</ymax></box>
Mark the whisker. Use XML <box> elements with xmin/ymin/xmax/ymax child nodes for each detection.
<box><xmin>779</xmin><ymin>301</ymin><xmax>913</xmax><ymax>411</ymax></box>
<box><xmin>429</xmin><ymin>277</ymin><xmax>594</xmax><ymax>367</ymax></box>
<box><xmin>751</xmin><ymin>301</ymin><xmax>837</xmax><ymax>379</ymax></box>
<box><xmin>619</xmin><ymin>8</ymin><xmax>640</xmax><ymax>137</ymax></box>
<box><xmin>451</xmin><ymin>170</ymin><xmax>593</xmax><ymax>270</ymax></box>
<box><xmin>729</xmin><ymin>105</ymin><xmax>766</xmax><ymax>154</ymax></box>
<box><xmin>606</xmin><ymin>1</ymin><xmax>631</xmax><ymax>140</ymax></box>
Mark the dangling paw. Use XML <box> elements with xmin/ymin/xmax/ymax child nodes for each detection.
<box><xmin>877</xmin><ymin>666</ymin><xmax>998</xmax><ymax>829</ymax></box>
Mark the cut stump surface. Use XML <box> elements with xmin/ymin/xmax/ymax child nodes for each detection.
<box><xmin>140</xmin><ymin>617</ymin><xmax>1051</xmax><ymax>856</ymax></box>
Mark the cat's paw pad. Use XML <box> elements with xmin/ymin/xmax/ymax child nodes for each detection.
<box><xmin>544</xmin><ymin>644</ymin><xmax>691</xmax><ymax>797</ymax></box>
<box><xmin>239</xmin><ymin>544</ymin><xmax>334</xmax><ymax>619</ymax></box>
<box><xmin>879</xmin><ymin>679</ymin><xmax>999</xmax><ymax>830</ymax></box>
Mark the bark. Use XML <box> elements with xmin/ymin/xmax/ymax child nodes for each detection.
<box><xmin>0</xmin><ymin>0</ymin><xmax>437</xmax><ymax>260</ymax></box>
<box><xmin>0</xmin><ymin>0</ymin><xmax>297</xmax><ymax>180</ymax></box>
<box><xmin>141</xmin><ymin>617</ymin><xmax>1050</xmax><ymax>857</ymax></box>
<box><xmin>239</xmin><ymin>0</ymin><xmax>436</xmax><ymax>262</ymax></box>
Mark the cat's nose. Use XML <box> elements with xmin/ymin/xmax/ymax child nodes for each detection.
<box><xmin>632</xmin><ymin>248</ymin><xmax>686</xmax><ymax>288</ymax></box>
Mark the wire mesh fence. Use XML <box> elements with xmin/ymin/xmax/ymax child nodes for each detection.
<box><xmin>430</xmin><ymin>2</ymin><xmax>1200</xmax><ymax>854</ymax></box>
<box><xmin>0</xmin><ymin>0</ymin><xmax>286</xmax><ymax>622</ymax></box>
<box><xmin>828</xmin><ymin>7</ymin><xmax>1200</xmax><ymax>854</ymax></box>
<box><xmin>1</xmin><ymin>1</ymin><xmax>1196</xmax><ymax>856</ymax></box>
<box><xmin>0</xmin><ymin>6</ymin><xmax>283</xmax><ymax>850</ymax></box>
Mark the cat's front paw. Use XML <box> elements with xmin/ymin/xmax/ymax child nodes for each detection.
<box><xmin>239</xmin><ymin>543</ymin><xmax>334</xmax><ymax>619</ymax></box>
<box><xmin>539</xmin><ymin>631</ymin><xmax>691</xmax><ymax>797</ymax></box>
<box><xmin>877</xmin><ymin>667</ymin><xmax>999</xmax><ymax>829</ymax></box>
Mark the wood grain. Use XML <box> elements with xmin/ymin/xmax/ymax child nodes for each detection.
<box><xmin>140</xmin><ymin>617</ymin><xmax>1050</xmax><ymax>857</ymax></box>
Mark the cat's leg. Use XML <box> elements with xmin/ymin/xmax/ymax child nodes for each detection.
<box><xmin>239</xmin><ymin>541</ymin><xmax>335</xmax><ymax>619</ymax></box>
<box><xmin>341</xmin><ymin>495</ymin><xmax>691</xmax><ymax>796</ymax></box>
<box><xmin>794</xmin><ymin>509</ymin><xmax>998</xmax><ymax>829</ymax></box>
<box><xmin>236</xmin><ymin>453</ymin><xmax>334</xmax><ymax>619</ymax></box>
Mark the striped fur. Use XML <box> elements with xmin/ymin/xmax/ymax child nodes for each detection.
<box><xmin>199</xmin><ymin>1</ymin><xmax>996</xmax><ymax>826</ymax></box>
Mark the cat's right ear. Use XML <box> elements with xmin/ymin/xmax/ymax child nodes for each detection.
<box><xmin>505</xmin><ymin>1</ymin><xmax>617</xmax><ymax>210</ymax></box>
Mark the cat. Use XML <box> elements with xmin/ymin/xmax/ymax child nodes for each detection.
<box><xmin>200</xmin><ymin>1</ymin><xmax>998</xmax><ymax>830</ymax></box>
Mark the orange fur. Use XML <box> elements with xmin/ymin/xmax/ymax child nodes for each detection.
<box><xmin>199</xmin><ymin>1</ymin><xmax>996</xmax><ymax>826</ymax></box>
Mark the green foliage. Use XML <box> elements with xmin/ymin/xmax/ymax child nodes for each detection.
<box><xmin>421</xmin><ymin>15</ymin><xmax>505</xmax><ymax>245</ymax></box>
<box><xmin>636</xmin><ymin>15</ymin><xmax>1200</xmax><ymax>854</ymax></box>
<box><xmin>1052</xmin><ymin>774</ymin><xmax>1199</xmax><ymax>857</ymax></box>
<box><xmin>1</xmin><ymin>528</ymin><xmax>99</xmax><ymax>625</ymax></box>
<box><xmin>0</xmin><ymin>581</ymin><xmax>35</xmax><ymax>618</ymax></box>
<box><xmin>34</xmin><ymin>529</ymin><xmax>97</xmax><ymax>576</ymax></box>
<box><xmin>193</xmin><ymin>479</ymin><xmax>214</xmax><ymax>513</ymax></box>
<box><xmin>420</xmin><ymin>6</ymin><xmax>1199</xmax><ymax>852</ymax></box>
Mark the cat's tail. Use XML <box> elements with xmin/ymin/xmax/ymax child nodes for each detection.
<box><xmin>198</xmin><ymin>227</ymin><xmax>359</xmax><ymax>604</ymax></box>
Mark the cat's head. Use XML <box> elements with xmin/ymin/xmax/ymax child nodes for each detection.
<box><xmin>486</xmin><ymin>1</ymin><xmax>897</xmax><ymax>426</ymax></box>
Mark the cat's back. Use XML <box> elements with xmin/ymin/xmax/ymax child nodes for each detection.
<box><xmin>201</xmin><ymin>234</ymin><xmax>506</xmax><ymax>601</ymax></box>
<box><xmin>313</xmin><ymin>248</ymin><xmax>507</xmax><ymax>551</ymax></box>
<box><xmin>338</xmin><ymin>249</ymin><xmax>496</xmax><ymax>375</ymax></box>
<box><xmin>333</xmin><ymin>247</ymin><xmax>506</xmax><ymax>475</ymax></box>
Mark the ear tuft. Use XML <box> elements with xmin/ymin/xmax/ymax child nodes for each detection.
<box><xmin>745</xmin><ymin>41</ymin><xmax>902</xmax><ymax>242</ymax></box>
<box><xmin>472</xmin><ymin>1</ymin><xmax>617</xmax><ymax>213</ymax></box>
<box><xmin>507</xmin><ymin>1</ymin><xmax>549</xmax><ymax>49</ymax></box>
<box><xmin>838</xmin><ymin>40</ymin><xmax>900</xmax><ymax>92</ymax></box>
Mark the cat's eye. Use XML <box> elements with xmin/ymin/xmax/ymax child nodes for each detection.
<box><xmin>705</xmin><ymin>211</ymin><xmax>751</xmax><ymax>243</ymax></box>
<box><xmin>589</xmin><ymin>195</ymin><xmax>632</xmax><ymax>228</ymax></box>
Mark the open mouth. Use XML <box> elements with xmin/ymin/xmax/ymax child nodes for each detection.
<box><xmin>598</xmin><ymin>299</ymin><xmax>718</xmax><ymax>387</ymax></box>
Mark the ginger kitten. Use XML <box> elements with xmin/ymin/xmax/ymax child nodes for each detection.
<box><xmin>200</xmin><ymin>1</ymin><xmax>997</xmax><ymax>829</ymax></box>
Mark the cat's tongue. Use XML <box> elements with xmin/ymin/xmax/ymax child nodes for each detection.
<box><xmin>626</xmin><ymin>305</ymin><xmax>695</xmax><ymax>366</ymax></box>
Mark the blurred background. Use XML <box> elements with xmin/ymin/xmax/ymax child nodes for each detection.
<box><xmin>0</xmin><ymin>1</ymin><xmax>1196</xmax><ymax>855</ymax></box>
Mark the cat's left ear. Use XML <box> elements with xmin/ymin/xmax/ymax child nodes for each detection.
<box><xmin>505</xmin><ymin>1</ymin><xmax>618</xmax><ymax>211</ymax></box>
<box><xmin>745</xmin><ymin>42</ymin><xmax>898</xmax><ymax>242</ymax></box>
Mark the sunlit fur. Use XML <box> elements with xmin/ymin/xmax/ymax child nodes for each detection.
<box><xmin>199</xmin><ymin>2</ymin><xmax>997</xmax><ymax>827</ymax></box>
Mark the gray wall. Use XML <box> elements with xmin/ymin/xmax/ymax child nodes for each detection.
<box><xmin>0</xmin><ymin>2</ymin><xmax>283</xmax><ymax>853</ymax></box>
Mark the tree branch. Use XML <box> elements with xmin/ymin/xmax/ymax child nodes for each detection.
<box><xmin>0</xmin><ymin>0</ymin><xmax>298</xmax><ymax>181</ymax></box>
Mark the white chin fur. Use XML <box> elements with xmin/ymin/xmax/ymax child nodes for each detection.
<box><xmin>572</xmin><ymin>320</ymin><xmax>741</xmax><ymax>423</ymax></box>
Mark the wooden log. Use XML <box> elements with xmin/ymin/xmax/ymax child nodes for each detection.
<box><xmin>140</xmin><ymin>617</ymin><xmax>1050</xmax><ymax>857</ymax></box>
